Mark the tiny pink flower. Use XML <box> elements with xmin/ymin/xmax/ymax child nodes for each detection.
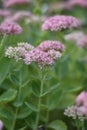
<box><xmin>41</xmin><ymin>15</ymin><xmax>81</xmax><ymax>31</ymax></box>
<box><xmin>0</xmin><ymin>21</ymin><xmax>22</xmax><ymax>34</ymax></box>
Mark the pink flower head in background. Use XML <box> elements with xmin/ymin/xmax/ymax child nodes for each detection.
<box><xmin>0</xmin><ymin>21</ymin><xmax>22</xmax><ymax>34</ymax></box>
<box><xmin>76</xmin><ymin>91</ymin><xmax>87</xmax><ymax>106</ymax></box>
<box><xmin>67</xmin><ymin>0</ymin><xmax>87</xmax><ymax>8</ymax></box>
<box><xmin>3</xmin><ymin>0</ymin><xmax>30</xmax><ymax>7</ymax></box>
<box><xmin>41</xmin><ymin>15</ymin><xmax>81</xmax><ymax>31</ymax></box>
<box><xmin>77</xmin><ymin>35</ymin><xmax>87</xmax><ymax>48</ymax></box>
<box><xmin>0</xmin><ymin>9</ymin><xmax>11</xmax><ymax>17</ymax></box>
<box><xmin>0</xmin><ymin>120</ymin><xmax>3</xmax><ymax>130</ymax></box>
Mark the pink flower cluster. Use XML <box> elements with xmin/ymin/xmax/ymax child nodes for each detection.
<box><xmin>41</xmin><ymin>15</ymin><xmax>80</xmax><ymax>31</ymax></box>
<box><xmin>64</xmin><ymin>91</ymin><xmax>87</xmax><ymax>120</ymax></box>
<box><xmin>3</xmin><ymin>0</ymin><xmax>30</xmax><ymax>7</ymax></box>
<box><xmin>77</xmin><ymin>35</ymin><xmax>87</xmax><ymax>48</ymax></box>
<box><xmin>0</xmin><ymin>21</ymin><xmax>22</xmax><ymax>34</ymax></box>
<box><xmin>67</xmin><ymin>0</ymin><xmax>87</xmax><ymax>8</ymax></box>
<box><xmin>5</xmin><ymin>40</ymin><xmax>65</xmax><ymax>68</ymax></box>
<box><xmin>0</xmin><ymin>9</ymin><xmax>11</xmax><ymax>17</ymax></box>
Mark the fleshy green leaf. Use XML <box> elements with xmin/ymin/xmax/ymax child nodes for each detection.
<box><xmin>17</xmin><ymin>104</ymin><xmax>32</xmax><ymax>119</ymax></box>
<box><xmin>0</xmin><ymin>89</ymin><xmax>17</xmax><ymax>103</ymax></box>
<box><xmin>48</xmin><ymin>120</ymin><xmax>67</xmax><ymax>130</ymax></box>
<box><xmin>0</xmin><ymin>57</ymin><xmax>11</xmax><ymax>85</ymax></box>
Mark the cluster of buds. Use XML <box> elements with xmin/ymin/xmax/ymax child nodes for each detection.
<box><xmin>64</xmin><ymin>91</ymin><xmax>87</xmax><ymax>121</ymax></box>
<box><xmin>5</xmin><ymin>42</ymin><xmax>34</xmax><ymax>61</ymax></box>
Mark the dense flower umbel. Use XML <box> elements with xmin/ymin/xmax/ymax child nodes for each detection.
<box><xmin>37</xmin><ymin>40</ymin><xmax>65</xmax><ymax>52</ymax></box>
<box><xmin>3</xmin><ymin>0</ymin><xmax>30</xmax><ymax>7</ymax></box>
<box><xmin>5</xmin><ymin>40</ymin><xmax>65</xmax><ymax>68</ymax></box>
<box><xmin>41</xmin><ymin>15</ymin><xmax>80</xmax><ymax>31</ymax></box>
<box><xmin>64</xmin><ymin>105</ymin><xmax>87</xmax><ymax>121</ymax></box>
<box><xmin>5</xmin><ymin>42</ymin><xmax>34</xmax><ymax>61</ymax></box>
<box><xmin>0</xmin><ymin>21</ymin><xmax>22</xmax><ymax>34</ymax></box>
<box><xmin>0</xmin><ymin>120</ymin><xmax>3</xmax><ymax>130</ymax></box>
<box><xmin>22</xmin><ymin>40</ymin><xmax>64</xmax><ymax>67</ymax></box>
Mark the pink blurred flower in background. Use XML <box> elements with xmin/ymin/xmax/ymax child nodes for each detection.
<box><xmin>67</xmin><ymin>0</ymin><xmax>87</xmax><ymax>8</ymax></box>
<box><xmin>0</xmin><ymin>9</ymin><xmax>11</xmax><ymax>17</ymax></box>
<box><xmin>0</xmin><ymin>21</ymin><xmax>22</xmax><ymax>34</ymax></box>
<box><xmin>76</xmin><ymin>91</ymin><xmax>87</xmax><ymax>106</ymax></box>
<box><xmin>77</xmin><ymin>35</ymin><xmax>87</xmax><ymax>48</ymax></box>
<box><xmin>41</xmin><ymin>15</ymin><xmax>81</xmax><ymax>31</ymax></box>
<box><xmin>64</xmin><ymin>31</ymin><xmax>87</xmax><ymax>48</ymax></box>
<box><xmin>3</xmin><ymin>0</ymin><xmax>30</xmax><ymax>7</ymax></box>
<box><xmin>0</xmin><ymin>120</ymin><xmax>3</xmax><ymax>130</ymax></box>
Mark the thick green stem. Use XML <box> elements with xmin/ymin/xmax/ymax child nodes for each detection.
<box><xmin>81</xmin><ymin>121</ymin><xmax>85</xmax><ymax>130</ymax></box>
<box><xmin>76</xmin><ymin>120</ymin><xmax>81</xmax><ymax>130</ymax></box>
<box><xmin>11</xmin><ymin>67</ymin><xmax>22</xmax><ymax>130</ymax></box>
<box><xmin>0</xmin><ymin>34</ymin><xmax>8</xmax><ymax>60</ymax></box>
<box><xmin>35</xmin><ymin>71</ymin><xmax>45</xmax><ymax>130</ymax></box>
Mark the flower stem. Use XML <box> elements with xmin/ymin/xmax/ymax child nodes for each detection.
<box><xmin>81</xmin><ymin>121</ymin><xmax>85</xmax><ymax>130</ymax></box>
<box><xmin>11</xmin><ymin>66</ymin><xmax>22</xmax><ymax>130</ymax></box>
<box><xmin>0</xmin><ymin>34</ymin><xmax>8</xmax><ymax>59</ymax></box>
<box><xmin>35</xmin><ymin>70</ymin><xmax>45</xmax><ymax>130</ymax></box>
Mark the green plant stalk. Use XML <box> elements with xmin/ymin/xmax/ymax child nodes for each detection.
<box><xmin>35</xmin><ymin>71</ymin><xmax>45</xmax><ymax>130</ymax></box>
<box><xmin>0</xmin><ymin>34</ymin><xmax>8</xmax><ymax>59</ymax></box>
<box><xmin>81</xmin><ymin>121</ymin><xmax>85</xmax><ymax>130</ymax></box>
<box><xmin>76</xmin><ymin>120</ymin><xmax>81</xmax><ymax>130</ymax></box>
<box><xmin>11</xmin><ymin>67</ymin><xmax>22</xmax><ymax>130</ymax></box>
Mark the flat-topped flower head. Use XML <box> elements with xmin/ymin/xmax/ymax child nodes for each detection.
<box><xmin>41</xmin><ymin>15</ymin><xmax>80</xmax><ymax>31</ymax></box>
<box><xmin>0</xmin><ymin>21</ymin><xmax>22</xmax><ymax>34</ymax></box>
<box><xmin>37</xmin><ymin>40</ymin><xmax>65</xmax><ymax>52</ymax></box>
<box><xmin>3</xmin><ymin>0</ymin><xmax>30</xmax><ymax>7</ymax></box>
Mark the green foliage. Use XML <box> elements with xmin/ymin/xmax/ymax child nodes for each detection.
<box><xmin>48</xmin><ymin>120</ymin><xmax>67</xmax><ymax>130</ymax></box>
